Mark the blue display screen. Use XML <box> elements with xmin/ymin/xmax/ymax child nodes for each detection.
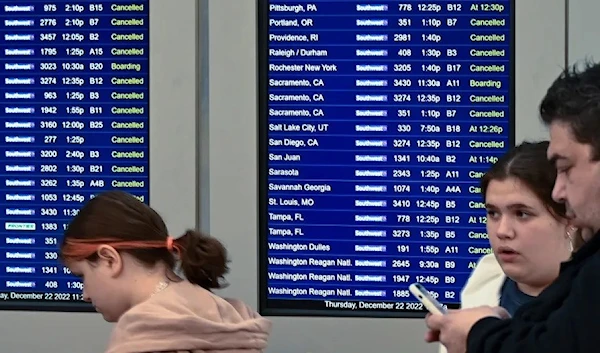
<box><xmin>0</xmin><ymin>1</ymin><xmax>149</xmax><ymax>311</ymax></box>
<box><xmin>258</xmin><ymin>0</ymin><xmax>515</xmax><ymax>317</ymax></box>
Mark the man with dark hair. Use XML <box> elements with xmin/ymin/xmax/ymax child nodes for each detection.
<box><xmin>424</xmin><ymin>61</ymin><xmax>600</xmax><ymax>353</ymax></box>
<box><xmin>541</xmin><ymin>61</ymin><xmax>600</xmax><ymax>233</ymax></box>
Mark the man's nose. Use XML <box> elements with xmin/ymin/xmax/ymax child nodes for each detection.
<box><xmin>552</xmin><ymin>175</ymin><xmax>567</xmax><ymax>203</ymax></box>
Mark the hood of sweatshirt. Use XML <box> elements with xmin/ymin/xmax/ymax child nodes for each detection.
<box><xmin>104</xmin><ymin>281</ymin><xmax>272</xmax><ymax>353</ymax></box>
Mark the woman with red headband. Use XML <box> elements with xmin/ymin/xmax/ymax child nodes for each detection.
<box><xmin>59</xmin><ymin>190</ymin><xmax>272</xmax><ymax>353</ymax></box>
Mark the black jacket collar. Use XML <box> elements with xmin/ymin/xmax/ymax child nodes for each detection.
<box><xmin>562</xmin><ymin>229</ymin><xmax>600</xmax><ymax>270</ymax></box>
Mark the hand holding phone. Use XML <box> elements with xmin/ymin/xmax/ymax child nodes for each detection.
<box><xmin>409</xmin><ymin>282</ymin><xmax>447</xmax><ymax>315</ymax></box>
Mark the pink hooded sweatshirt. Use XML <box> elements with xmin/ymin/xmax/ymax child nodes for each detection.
<box><xmin>104</xmin><ymin>281</ymin><xmax>272</xmax><ymax>353</ymax></box>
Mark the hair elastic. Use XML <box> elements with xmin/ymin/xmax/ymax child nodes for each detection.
<box><xmin>166</xmin><ymin>236</ymin><xmax>174</xmax><ymax>251</ymax></box>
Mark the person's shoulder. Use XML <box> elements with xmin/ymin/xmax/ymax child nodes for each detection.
<box><xmin>111</xmin><ymin>280</ymin><xmax>270</xmax><ymax>340</ymax></box>
<box><xmin>466</xmin><ymin>253</ymin><xmax>504</xmax><ymax>284</ymax></box>
<box><xmin>122</xmin><ymin>280</ymin><xmax>264</xmax><ymax>323</ymax></box>
<box><xmin>106</xmin><ymin>281</ymin><xmax>272</xmax><ymax>353</ymax></box>
<box><xmin>461</xmin><ymin>253</ymin><xmax>505</xmax><ymax>307</ymax></box>
<box><xmin>222</xmin><ymin>297</ymin><xmax>264</xmax><ymax>320</ymax></box>
<box><xmin>116</xmin><ymin>281</ymin><xmax>213</xmax><ymax>323</ymax></box>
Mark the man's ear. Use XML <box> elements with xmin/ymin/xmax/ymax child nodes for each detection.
<box><xmin>95</xmin><ymin>245</ymin><xmax>123</xmax><ymax>277</ymax></box>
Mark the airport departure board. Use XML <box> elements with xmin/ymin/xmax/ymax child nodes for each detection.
<box><xmin>0</xmin><ymin>1</ymin><xmax>149</xmax><ymax>311</ymax></box>
<box><xmin>258</xmin><ymin>0</ymin><xmax>515</xmax><ymax>317</ymax></box>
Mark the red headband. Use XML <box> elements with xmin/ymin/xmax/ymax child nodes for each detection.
<box><xmin>61</xmin><ymin>236</ymin><xmax>181</xmax><ymax>261</ymax></box>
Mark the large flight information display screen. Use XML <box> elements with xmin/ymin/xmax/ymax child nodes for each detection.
<box><xmin>0</xmin><ymin>1</ymin><xmax>149</xmax><ymax>311</ymax></box>
<box><xmin>258</xmin><ymin>0</ymin><xmax>515</xmax><ymax>317</ymax></box>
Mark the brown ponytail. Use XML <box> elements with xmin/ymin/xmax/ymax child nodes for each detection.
<box><xmin>59</xmin><ymin>190</ymin><xmax>231</xmax><ymax>291</ymax></box>
<box><xmin>175</xmin><ymin>230</ymin><xmax>230</xmax><ymax>290</ymax></box>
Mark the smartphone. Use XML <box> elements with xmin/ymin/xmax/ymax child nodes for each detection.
<box><xmin>409</xmin><ymin>283</ymin><xmax>447</xmax><ymax>315</ymax></box>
